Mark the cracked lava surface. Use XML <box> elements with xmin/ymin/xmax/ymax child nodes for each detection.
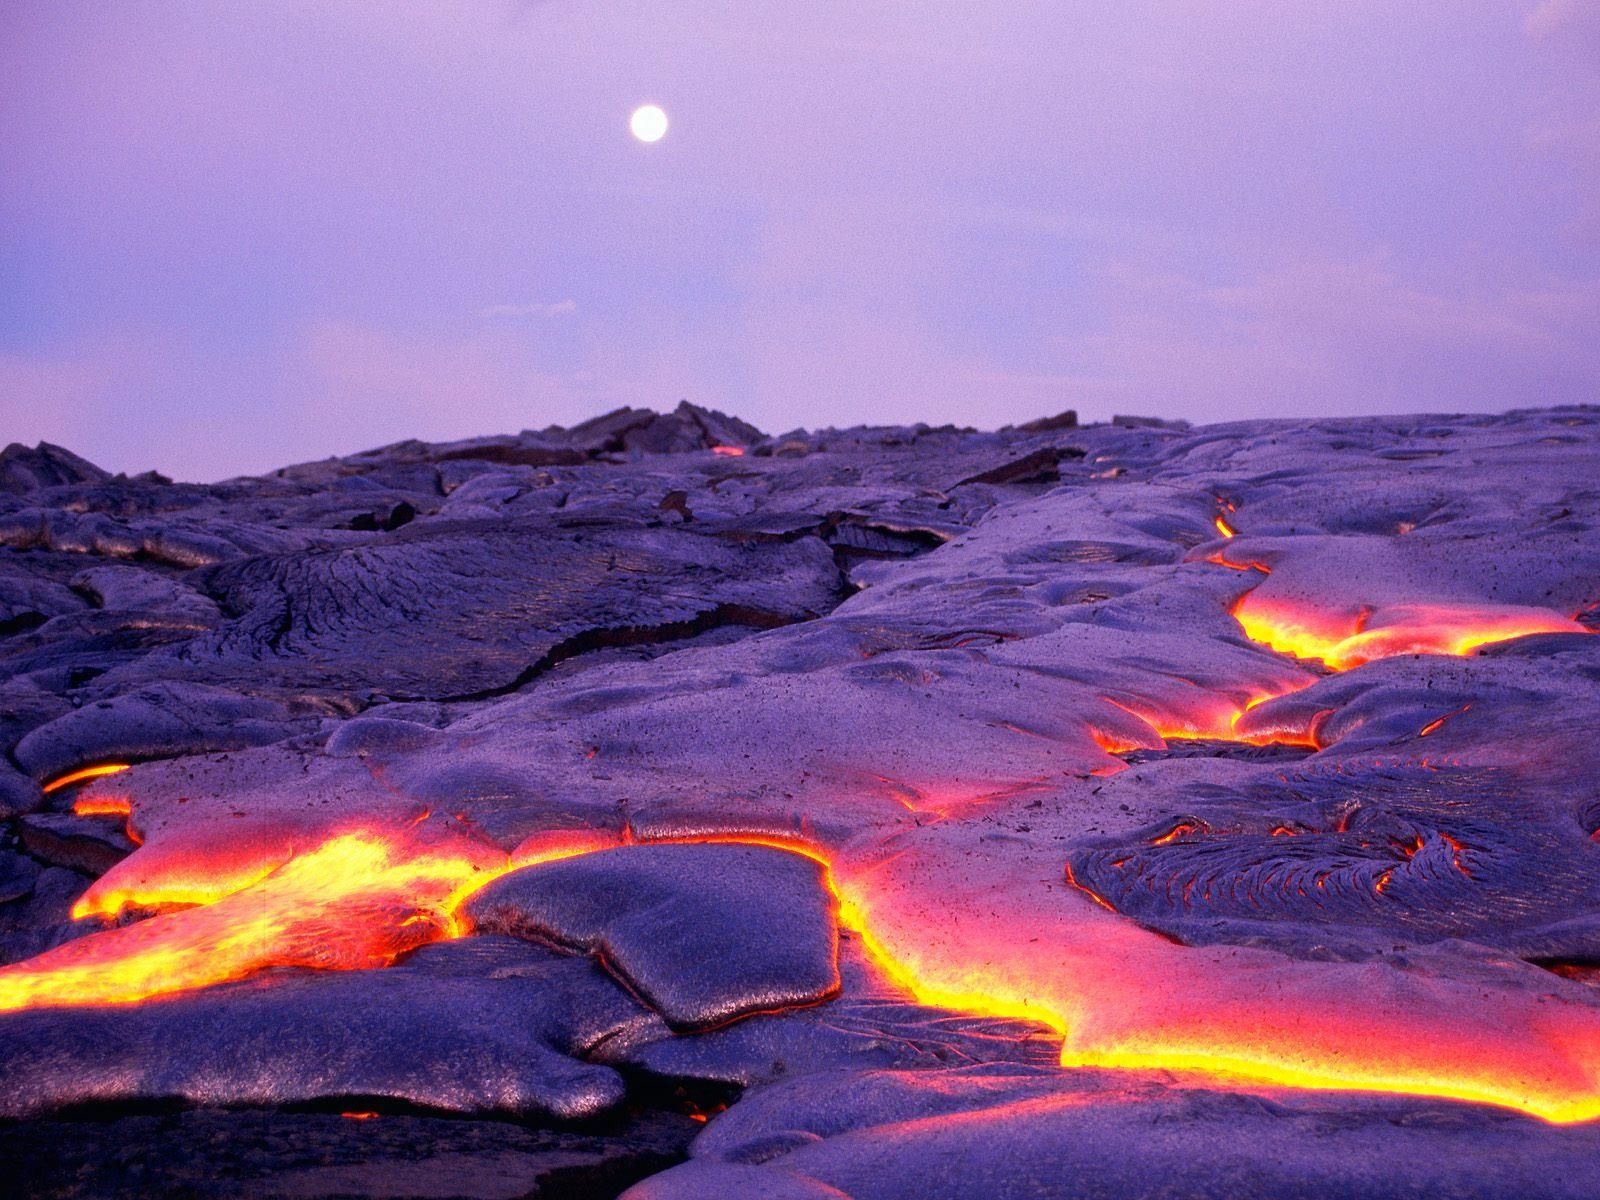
<box><xmin>4</xmin><ymin>404</ymin><xmax>1600</xmax><ymax>1197</ymax></box>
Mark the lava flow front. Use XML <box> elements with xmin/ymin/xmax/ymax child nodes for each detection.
<box><xmin>1233</xmin><ymin>595</ymin><xmax>1585</xmax><ymax>670</ymax></box>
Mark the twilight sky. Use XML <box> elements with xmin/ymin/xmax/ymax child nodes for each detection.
<box><xmin>3</xmin><ymin>1</ymin><xmax>1599</xmax><ymax>481</ymax></box>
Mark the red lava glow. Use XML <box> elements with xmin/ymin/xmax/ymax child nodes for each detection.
<box><xmin>1419</xmin><ymin>704</ymin><xmax>1472</xmax><ymax>738</ymax></box>
<box><xmin>5</xmin><ymin>818</ymin><xmax>1600</xmax><ymax>1125</ymax></box>
<box><xmin>0</xmin><ymin>823</ymin><xmax>623</xmax><ymax>1012</ymax></box>
<box><xmin>1101</xmin><ymin>692</ymin><xmax>1317</xmax><ymax>750</ymax></box>
<box><xmin>1233</xmin><ymin>596</ymin><xmax>1585</xmax><ymax>670</ymax></box>
<box><xmin>831</xmin><ymin>852</ymin><xmax>1600</xmax><ymax>1125</ymax></box>
<box><xmin>711</xmin><ymin>445</ymin><xmax>746</xmax><ymax>457</ymax></box>
<box><xmin>41</xmin><ymin>763</ymin><xmax>132</xmax><ymax>794</ymax></box>
<box><xmin>71</xmin><ymin>796</ymin><xmax>133</xmax><ymax>818</ymax></box>
<box><xmin>1213</xmin><ymin>515</ymin><xmax>1236</xmax><ymax>539</ymax></box>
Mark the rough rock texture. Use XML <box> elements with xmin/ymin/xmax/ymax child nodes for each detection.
<box><xmin>3</xmin><ymin>405</ymin><xmax>1600</xmax><ymax>1197</ymax></box>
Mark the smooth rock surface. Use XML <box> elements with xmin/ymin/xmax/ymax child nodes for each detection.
<box><xmin>467</xmin><ymin>842</ymin><xmax>840</xmax><ymax>1031</ymax></box>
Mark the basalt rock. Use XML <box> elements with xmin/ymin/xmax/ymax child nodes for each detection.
<box><xmin>0</xmin><ymin>1108</ymin><xmax>699</xmax><ymax>1200</ymax></box>
<box><xmin>0</xmin><ymin>937</ymin><xmax>658</xmax><ymax>1121</ymax></box>
<box><xmin>629</xmin><ymin>1066</ymin><xmax>1600</xmax><ymax>1200</ymax></box>
<box><xmin>466</xmin><ymin>843</ymin><xmax>840</xmax><ymax>1031</ymax></box>
<box><xmin>14</xmin><ymin>682</ymin><xmax>333</xmax><ymax>783</ymax></box>
<box><xmin>1</xmin><ymin>406</ymin><xmax>1600</xmax><ymax>1198</ymax></box>
<box><xmin>0</xmin><ymin>443</ymin><xmax>112</xmax><ymax>495</ymax></box>
<box><xmin>144</xmin><ymin>520</ymin><xmax>845</xmax><ymax>699</ymax></box>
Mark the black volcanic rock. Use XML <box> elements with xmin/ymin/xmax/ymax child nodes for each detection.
<box><xmin>0</xmin><ymin>443</ymin><xmax>111</xmax><ymax>495</ymax></box>
<box><xmin>3</xmin><ymin>405</ymin><xmax>1600</xmax><ymax>1198</ymax></box>
<box><xmin>143</xmin><ymin>519</ymin><xmax>843</xmax><ymax>699</ymax></box>
<box><xmin>13</xmin><ymin>682</ymin><xmax>332</xmax><ymax>782</ymax></box>
<box><xmin>0</xmin><ymin>1108</ymin><xmax>699</xmax><ymax>1200</ymax></box>
<box><xmin>0</xmin><ymin>937</ymin><xmax>660</xmax><ymax>1121</ymax></box>
<box><xmin>467</xmin><ymin>843</ymin><xmax>840</xmax><ymax>1031</ymax></box>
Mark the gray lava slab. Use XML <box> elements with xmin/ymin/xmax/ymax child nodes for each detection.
<box><xmin>0</xmin><ymin>1108</ymin><xmax>700</xmax><ymax>1200</ymax></box>
<box><xmin>144</xmin><ymin>519</ymin><xmax>843</xmax><ymax>698</ymax></box>
<box><xmin>0</xmin><ymin>937</ymin><xmax>660</xmax><ymax>1121</ymax></box>
<box><xmin>14</xmin><ymin>681</ymin><xmax>333</xmax><ymax>782</ymax></box>
<box><xmin>628</xmin><ymin>1066</ymin><xmax>1600</xmax><ymax>1200</ymax></box>
<box><xmin>467</xmin><ymin>843</ymin><xmax>841</xmax><ymax>1031</ymax></box>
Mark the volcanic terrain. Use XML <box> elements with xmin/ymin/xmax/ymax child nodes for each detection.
<box><xmin>3</xmin><ymin>402</ymin><xmax>1600</xmax><ymax>1198</ymax></box>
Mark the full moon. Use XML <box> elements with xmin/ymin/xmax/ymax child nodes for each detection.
<box><xmin>629</xmin><ymin>104</ymin><xmax>669</xmax><ymax>143</ymax></box>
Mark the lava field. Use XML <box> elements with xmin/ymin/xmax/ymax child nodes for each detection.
<box><xmin>3</xmin><ymin>401</ymin><xmax>1600</xmax><ymax>1198</ymax></box>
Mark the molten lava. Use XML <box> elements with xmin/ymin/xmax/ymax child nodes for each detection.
<box><xmin>1232</xmin><ymin>596</ymin><xmax>1585</xmax><ymax>670</ymax></box>
<box><xmin>6</xmin><ymin>812</ymin><xmax>1600</xmax><ymax>1126</ymax></box>
<box><xmin>41</xmin><ymin>763</ymin><xmax>132</xmax><ymax>794</ymax></box>
<box><xmin>0</xmin><ymin>830</ymin><xmax>507</xmax><ymax>1011</ymax></box>
<box><xmin>1101</xmin><ymin>691</ymin><xmax>1317</xmax><ymax>750</ymax></box>
<box><xmin>831</xmin><ymin>848</ymin><xmax>1600</xmax><ymax>1125</ymax></box>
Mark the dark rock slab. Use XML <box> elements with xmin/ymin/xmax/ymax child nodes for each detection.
<box><xmin>141</xmin><ymin>519</ymin><xmax>842</xmax><ymax>698</ymax></box>
<box><xmin>0</xmin><ymin>442</ymin><xmax>111</xmax><ymax>494</ymax></box>
<box><xmin>0</xmin><ymin>564</ymin><xmax>86</xmax><ymax>634</ymax></box>
<box><xmin>14</xmin><ymin>681</ymin><xmax>331</xmax><ymax>782</ymax></box>
<box><xmin>70</xmin><ymin>563</ymin><xmax>221</xmax><ymax>623</ymax></box>
<box><xmin>467</xmin><ymin>843</ymin><xmax>840</xmax><ymax>1031</ymax></box>
<box><xmin>0</xmin><ymin>865</ymin><xmax>92</xmax><ymax>966</ymax></box>
<box><xmin>17</xmin><ymin>812</ymin><xmax>137</xmax><ymax>876</ymax></box>
<box><xmin>0</xmin><ymin>848</ymin><xmax>41</xmax><ymax>904</ymax></box>
<box><xmin>0</xmin><ymin>937</ymin><xmax>660</xmax><ymax>1121</ymax></box>
<box><xmin>0</xmin><ymin>1107</ymin><xmax>699</xmax><ymax>1200</ymax></box>
<box><xmin>629</xmin><ymin>1066</ymin><xmax>1600</xmax><ymax>1200</ymax></box>
<box><xmin>0</xmin><ymin>765</ymin><xmax>44</xmax><ymax>818</ymax></box>
<box><xmin>1016</xmin><ymin>409</ymin><xmax>1078</xmax><ymax>432</ymax></box>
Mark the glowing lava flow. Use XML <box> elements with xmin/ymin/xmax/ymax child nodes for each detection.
<box><xmin>1233</xmin><ymin>597</ymin><xmax>1586</xmax><ymax>670</ymax></box>
<box><xmin>6</xmin><ymin>818</ymin><xmax>1600</xmax><ymax>1125</ymax></box>
<box><xmin>41</xmin><ymin>763</ymin><xmax>132</xmax><ymax>794</ymax></box>
<box><xmin>830</xmin><ymin>848</ymin><xmax>1600</xmax><ymax>1125</ymax></box>
<box><xmin>0</xmin><ymin>826</ymin><xmax>608</xmax><ymax>1012</ymax></box>
<box><xmin>1205</xmin><ymin>505</ymin><xmax>1586</xmax><ymax>668</ymax></box>
<box><xmin>1098</xmin><ymin>690</ymin><xmax>1317</xmax><ymax>751</ymax></box>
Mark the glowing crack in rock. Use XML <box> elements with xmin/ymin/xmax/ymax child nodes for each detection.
<box><xmin>40</xmin><ymin>763</ymin><xmax>133</xmax><ymax>795</ymax></box>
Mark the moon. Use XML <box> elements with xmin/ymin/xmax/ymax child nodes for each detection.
<box><xmin>629</xmin><ymin>104</ymin><xmax>669</xmax><ymax>143</ymax></box>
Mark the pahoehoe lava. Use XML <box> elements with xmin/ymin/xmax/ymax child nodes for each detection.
<box><xmin>4</xmin><ymin>405</ymin><xmax>1600</xmax><ymax>1198</ymax></box>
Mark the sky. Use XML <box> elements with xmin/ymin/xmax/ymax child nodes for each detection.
<box><xmin>2</xmin><ymin>1</ymin><xmax>1599</xmax><ymax>481</ymax></box>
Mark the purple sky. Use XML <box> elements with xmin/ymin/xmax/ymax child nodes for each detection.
<box><xmin>3</xmin><ymin>1</ymin><xmax>1599</xmax><ymax>481</ymax></box>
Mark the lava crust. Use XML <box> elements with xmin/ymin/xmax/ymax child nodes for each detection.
<box><xmin>2</xmin><ymin>406</ymin><xmax>1600</xmax><ymax>1197</ymax></box>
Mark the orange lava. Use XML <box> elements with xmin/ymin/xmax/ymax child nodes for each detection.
<box><xmin>0</xmin><ymin>821</ymin><xmax>622</xmax><ymax>1012</ymax></box>
<box><xmin>711</xmin><ymin>445</ymin><xmax>746</xmax><ymax>456</ymax></box>
<box><xmin>0</xmin><ymin>830</ymin><xmax>506</xmax><ymax>1011</ymax></box>
<box><xmin>1233</xmin><ymin>596</ymin><xmax>1584</xmax><ymax>670</ymax></box>
<box><xmin>1419</xmin><ymin>704</ymin><xmax>1471</xmax><ymax>738</ymax></box>
<box><xmin>71</xmin><ymin>796</ymin><xmax>133</xmax><ymax>818</ymax></box>
<box><xmin>1101</xmin><ymin>691</ymin><xmax>1317</xmax><ymax>750</ymax></box>
<box><xmin>831</xmin><ymin>846</ymin><xmax>1600</xmax><ymax>1124</ymax></box>
<box><xmin>5</xmin><ymin>815</ymin><xmax>1600</xmax><ymax>1125</ymax></box>
<box><xmin>41</xmin><ymin>763</ymin><xmax>132</xmax><ymax>794</ymax></box>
